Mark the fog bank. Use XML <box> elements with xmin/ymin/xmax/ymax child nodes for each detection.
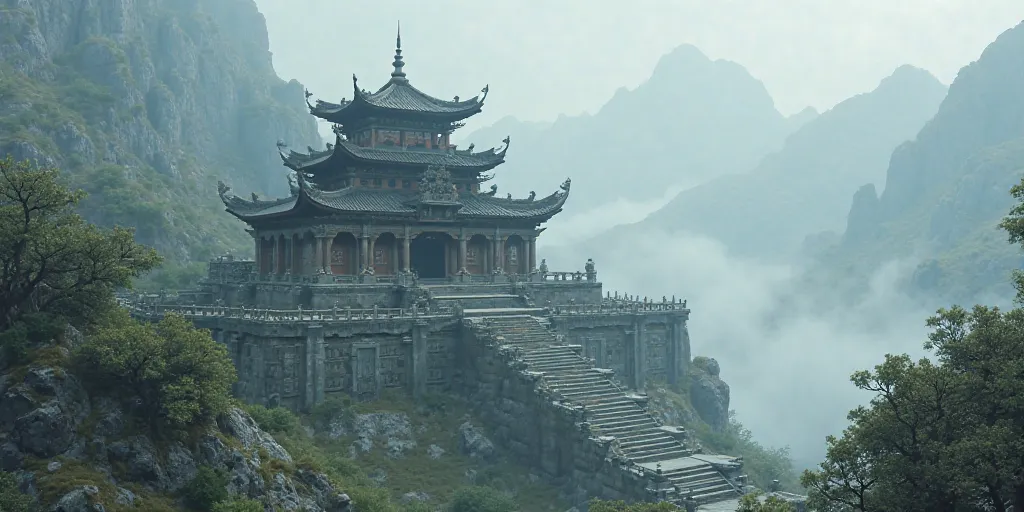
<box><xmin>545</xmin><ymin>227</ymin><xmax>933</xmax><ymax>469</ymax></box>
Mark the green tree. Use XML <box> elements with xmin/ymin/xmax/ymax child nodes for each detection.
<box><xmin>801</xmin><ymin>178</ymin><xmax>1024</xmax><ymax>511</ymax></box>
<box><xmin>0</xmin><ymin>156</ymin><xmax>160</xmax><ymax>331</ymax></box>
<box><xmin>75</xmin><ymin>311</ymin><xmax>236</xmax><ymax>432</ymax></box>
<box><xmin>736</xmin><ymin>491</ymin><xmax>797</xmax><ymax>512</ymax></box>
<box><xmin>587</xmin><ymin>499</ymin><xmax>677</xmax><ymax>511</ymax></box>
<box><xmin>447</xmin><ymin>486</ymin><xmax>519</xmax><ymax>512</ymax></box>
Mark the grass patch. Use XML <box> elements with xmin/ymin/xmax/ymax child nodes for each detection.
<box><xmin>244</xmin><ymin>392</ymin><xmax>570</xmax><ymax>511</ymax></box>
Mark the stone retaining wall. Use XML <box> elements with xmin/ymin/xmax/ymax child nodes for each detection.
<box><xmin>455</xmin><ymin>321</ymin><xmax>666</xmax><ymax>505</ymax></box>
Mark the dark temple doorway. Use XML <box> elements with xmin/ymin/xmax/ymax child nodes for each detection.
<box><xmin>410</xmin><ymin>233</ymin><xmax>448</xmax><ymax>279</ymax></box>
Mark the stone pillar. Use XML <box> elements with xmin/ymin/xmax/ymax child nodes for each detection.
<box><xmin>360</xmin><ymin>235</ymin><xmax>370</xmax><ymax>271</ymax></box>
<box><xmin>322</xmin><ymin>235</ymin><xmax>332</xmax><ymax>274</ymax></box>
<box><xmin>402</xmin><ymin>236</ymin><xmax>411</xmax><ymax>272</ymax></box>
<box><xmin>250</xmin><ymin>336</ymin><xmax>264</xmax><ymax>404</ymax></box>
<box><xmin>314</xmin><ymin>237</ymin><xmax>324</xmax><ymax>273</ymax></box>
<box><xmin>411</xmin><ymin>321</ymin><xmax>428</xmax><ymax>398</ymax></box>
<box><xmin>528</xmin><ymin>236</ymin><xmax>537</xmax><ymax>270</ymax></box>
<box><xmin>368</xmin><ymin>235</ymin><xmax>377</xmax><ymax>271</ymax></box>
<box><xmin>269</xmin><ymin>237</ymin><xmax>278</xmax><ymax>275</ymax></box>
<box><xmin>254</xmin><ymin>235</ymin><xmax>263</xmax><ymax>274</ymax></box>
<box><xmin>284</xmin><ymin>237</ymin><xmax>292</xmax><ymax>273</ymax></box>
<box><xmin>391</xmin><ymin>240</ymin><xmax>399</xmax><ymax>274</ymax></box>
<box><xmin>632</xmin><ymin>316</ymin><xmax>647</xmax><ymax>390</ymax></box>
<box><xmin>458</xmin><ymin>235</ymin><xmax>467</xmax><ymax>272</ymax></box>
<box><xmin>305</xmin><ymin>324</ymin><xmax>325</xmax><ymax>410</ymax></box>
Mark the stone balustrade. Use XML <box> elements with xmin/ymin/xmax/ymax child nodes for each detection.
<box><xmin>121</xmin><ymin>301</ymin><xmax>454</xmax><ymax>322</ymax></box>
<box><xmin>551</xmin><ymin>301</ymin><xmax>689</xmax><ymax>315</ymax></box>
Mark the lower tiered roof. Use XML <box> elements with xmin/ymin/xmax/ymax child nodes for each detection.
<box><xmin>218</xmin><ymin>176</ymin><xmax>570</xmax><ymax>224</ymax></box>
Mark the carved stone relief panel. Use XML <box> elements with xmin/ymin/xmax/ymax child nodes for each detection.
<box><xmin>644</xmin><ymin>325</ymin><xmax>668</xmax><ymax>381</ymax></box>
<box><xmin>378</xmin><ymin>341</ymin><xmax>407</xmax><ymax>389</ymax></box>
<box><xmin>324</xmin><ymin>340</ymin><xmax>350</xmax><ymax>393</ymax></box>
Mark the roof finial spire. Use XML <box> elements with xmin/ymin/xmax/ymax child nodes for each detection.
<box><xmin>391</xmin><ymin>21</ymin><xmax>406</xmax><ymax>81</ymax></box>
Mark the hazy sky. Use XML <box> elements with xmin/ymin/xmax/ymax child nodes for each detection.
<box><xmin>255</xmin><ymin>0</ymin><xmax>1024</xmax><ymax>133</ymax></box>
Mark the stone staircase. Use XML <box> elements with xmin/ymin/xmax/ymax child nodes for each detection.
<box><xmin>476</xmin><ymin>315</ymin><xmax>742</xmax><ymax>506</ymax></box>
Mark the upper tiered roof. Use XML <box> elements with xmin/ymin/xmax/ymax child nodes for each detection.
<box><xmin>306</xmin><ymin>26</ymin><xmax>488</xmax><ymax>125</ymax></box>
<box><xmin>279</xmin><ymin>136</ymin><xmax>509</xmax><ymax>176</ymax></box>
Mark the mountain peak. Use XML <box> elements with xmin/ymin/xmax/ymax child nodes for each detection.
<box><xmin>651</xmin><ymin>44</ymin><xmax>713</xmax><ymax>77</ymax></box>
<box><xmin>878</xmin><ymin>65</ymin><xmax>943</xmax><ymax>91</ymax></box>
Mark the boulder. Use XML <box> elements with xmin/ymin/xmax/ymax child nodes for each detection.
<box><xmin>689</xmin><ymin>357</ymin><xmax>731</xmax><ymax>431</ymax></box>
<box><xmin>218</xmin><ymin>408</ymin><xmax>293</xmax><ymax>463</ymax></box>
<box><xmin>457</xmin><ymin>421</ymin><xmax>496</xmax><ymax>461</ymax></box>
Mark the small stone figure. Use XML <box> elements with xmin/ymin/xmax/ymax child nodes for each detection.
<box><xmin>585</xmin><ymin>258</ymin><xmax>595</xmax><ymax>274</ymax></box>
<box><xmin>539</xmin><ymin>258</ymin><xmax>548</xmax><ymax>275</ymax></box>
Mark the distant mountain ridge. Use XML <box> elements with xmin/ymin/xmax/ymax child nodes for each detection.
<box><xmin>821</xmin><ymin>20</ymin><xmax>1024</xmax><ymax>304</ymax></box>
<box><xmin>465</xmin><ymin>44</ymin><xmax>794</xmax><ymax>212</ymax></box>
<box><xmin>587</xmin><ymin>64</ymin><xmax>946</xmax><ymax>262</ymax></box>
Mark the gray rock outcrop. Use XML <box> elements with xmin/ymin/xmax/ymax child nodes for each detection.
<box><xmin>689</xmin><ymin>356</ymin><xmax>731</xmax><ymax>431</ymax></box>
<box><xmin>0</xmin><ymin>359</ymin><xmax>351</xmax><ymax>511</ymax></box>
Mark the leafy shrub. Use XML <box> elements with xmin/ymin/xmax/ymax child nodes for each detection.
<box><xmin>447</xmin><ymin>486</ymin><xmax>519</xmax><ymax>512</ymax></box>
<box><xmin>0</xmin><ymin>470</ymin><xmax>33</xmax><ymax>512</ymax></box>
<box><xmin>75</xmin><ymin>311</ymin><xmax>236</xmax><ymax>433</ymax></box>
<box><xmin>182</xmin><ymin>465</ymin><xmax>230</xmax><ymax>511</ymax></box>
<box><xmin>244</xmin><ymin>404</ymin><xmax>303</xmax><ymax>436</ymax></box>
<box><xmin>588</xmin><ymin>500</ymin><xmax>678</xmax><ymax>511</ymax></box>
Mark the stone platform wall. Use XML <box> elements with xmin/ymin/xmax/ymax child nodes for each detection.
<box><xmin>550</xmin><ymin>307</ymin><xmax>691</xmax><ymax>390</ymax></box>
<box><xmin>455</xmin><ymin>321</ymin><xmax>661</xmax><ymax>504</ymax></box>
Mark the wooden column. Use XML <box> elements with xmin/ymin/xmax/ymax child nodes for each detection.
<box><xmin>314</xmin><ymin>236</ymin><xmax>325</xmax><ymax>273</ymax></box>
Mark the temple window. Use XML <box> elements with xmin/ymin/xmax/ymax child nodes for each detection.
<box><xmin>360</xmin><ymin>178</ymin><xmax>368</xmax><ymax>186</ymax></box>
<box><xmin>388</xmin><ymin>179</ymin><xmax>396</xmax><ymax>188</ymax></box>
<box><xmin>402</xmin><ymin>180</ymin><xmax>411</xmax><ymax>189</ymax></box>
<box><xmin>509</xmin><ymin>246</ymin><xmax>518</xmax><ymax>265</ymax></box>
<box><xmin>373</xmin><ymin>248</ymin><xmax>385</xmax><ymax>265</ymax></box>
<box><xmin>467</xmin><ymin>247</ymin><xmax>478</xmax><ymax>265</ymax></box>
<box><xmin>373</xmin><ymin>178</ymin><xmax>382</xmax><ymax>187</ymax></box>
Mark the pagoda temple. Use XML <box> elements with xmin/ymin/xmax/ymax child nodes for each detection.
<box><xmin>217</xmin><ymin>28</ymin><xmax>569</xmax><ymax>280</ymax></box>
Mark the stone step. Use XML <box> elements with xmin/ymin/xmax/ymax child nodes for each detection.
<box><xmin>591</xmin><ymin>416</ymin><xmax>655</xmax><ymax>431</ymax></box>
<box><xmin>467</xmin><ymin>307</ymin><xmax>547</xmax><ymax>317</ymax></box>
<box><xmin>669</xmin><ymin>472</ymin><xmax>725</xmax><ymax>490</ymax></box>
<box><xmin>544</xmin><ymin>371</ymin><xmax>608</xmax><ymax>383</ymax></box>
<box><xmin>549</xmin><ymin>379</ymin><xmax>613</xmax><ymax>391</ymax></box>
<box><xmin>588</xmin><ymin>404</ymin><xmax>643</xmax><ymax>418</ymax></box>
<box><xmin>692</xmin><ymin>487</ymin><xmax>741</xmax><ymax>504</ymax></box>
<box><xmin>621</xmin><ymin>439</ymin><xmax>683</xmax><ymax>455</ymax></box>
<box><xmin>522</xmin><ymin>353</ymin><xmax>581</xmax><ymax>364</ymax></box>
<box><xmin>561</xmin><ymin>388</ymin><xmax>623</xmax><ymax>400</ymax></box>
<box><xmin>617</xmin><ymin>432</ymin><xmax>675</xmax><ymax>448</ymax></box>
<box><xmin>630</xmin><ymin>448</ymin><xmax>693</xmax><ymax>464</ymax></box>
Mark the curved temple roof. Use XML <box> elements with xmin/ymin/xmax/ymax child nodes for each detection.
<box><xmin>279</xmin><ymin>136</ymin><xmax>510</xmax><ymax>173</ymax></box>
<box><xmin>217</xmin><ymin>176</ymin><xmax>571</xmax><ymax>224</ymax></box>
<box><xmin>307</xmin><ymin>27</ymin><xmax>488</xmax><ymax>124</ymax></box>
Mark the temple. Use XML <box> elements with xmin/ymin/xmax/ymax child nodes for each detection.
<box><xmin>123</xmin><ymin>28</ymin><xmax>806</xmax><ymax>511</ymax></box>
<box><xmin>218</xmin><ymin>27</ymin><xmax>566</xmax><ymax>281</ymax></box>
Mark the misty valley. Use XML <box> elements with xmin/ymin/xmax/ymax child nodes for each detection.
<box><xmin>1</xmin><ymin>1</ymin><xmax>1024</xmax><ymax>511</ymax></box>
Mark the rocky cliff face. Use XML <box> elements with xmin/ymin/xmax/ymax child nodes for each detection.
<box><xmin>0</xmin><ymin>0</ymin><xmax>320</xmax><ymax>262</ymax></box>
<box><xmin>829</xmin><ymin>21</ymin><xmax>1024</xmax><ymax>304</ymax></box>
<box><xmin>0</xmin><ymin>331</ymin><xmax>349</xmax><ymax>511</ymax></box>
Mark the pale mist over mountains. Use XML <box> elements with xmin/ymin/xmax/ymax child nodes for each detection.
<box><xmin>256</xmin><ymin>1</ymin><xmax>1024</xmax><ymax>469</ymax></box>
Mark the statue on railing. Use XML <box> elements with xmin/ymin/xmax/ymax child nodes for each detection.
<box><xmin>539</xmin><ymin>258</ymin><xmax>548</xmax><ymax>276</ymax></box>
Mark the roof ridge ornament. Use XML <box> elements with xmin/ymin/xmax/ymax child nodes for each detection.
<box><xmin>391</xmin><ymin>21</ymin><xmax>407</xmax><ymax>82</ymax></box>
